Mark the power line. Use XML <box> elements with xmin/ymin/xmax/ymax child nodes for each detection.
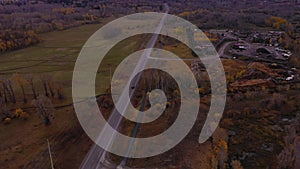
<box><xmin>47</xmin><ymin>139</ymin><xmax>54</xmax><ymax>169</ymax></box>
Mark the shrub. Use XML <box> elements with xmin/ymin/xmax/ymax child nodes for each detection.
<box><xmin>32</xmin><ymin>95</ymin><xmax>55</xmax><ymax>125</ymax></box>
<box><xmin>4</xmin><ymin>117</ymin><xmax>11</xmax><ymax>124</ymax></box>
<box><xmin>231</xmin><ymin>160</ymin><xmax>244</xmax><ymax>169</ymax></box>
<box><xmin>14</xmin><ymin>108</ymin><xmax>23</xmax><ymax>118</ymax></box>
<box><xmin>20</xmin><ymin>112</ymin><xmax>29</xmax><ymax>120</ymax></box>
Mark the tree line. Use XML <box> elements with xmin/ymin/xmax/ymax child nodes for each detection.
<box><xmin>0</xmin><ymin>30</ymin><xmax>39</xmax><ymax>53</ymax></box>
<box><xmin>0</xmin><ymin>73</ymin><xmax>65</xmax><ymax>104</ymax></box>
<box><xmin>0</xmin><ymin>73</ymin><xmax>65</xmax><ymax>125</ymax></box>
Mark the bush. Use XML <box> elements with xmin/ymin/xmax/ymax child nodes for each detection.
<box><xmin>14</xmin><ymin>108</ymin><xmax>29</xmax><ymax>120</ymax></box>
<box><xmin>20</xmin><ymin>112</ymin><xmax>29</xmax><ymax>120</ymax></box>
<box><xmin>14</xmin><ymin>108</ymin><xmax>23</xmax><ymax>118</ymax></box>
<box><xmin>4</xmin><ymin>117</ymin><xmax>11</xmax><ymax>124</ymax></box>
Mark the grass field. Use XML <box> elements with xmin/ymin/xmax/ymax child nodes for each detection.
<box><xmin>0</xmin><ymin>24</ymin><xmax>103</xmax><ymax>102</ymax></box>
<box><xmin>0</xmin><ymin>19</ymin><xmax>146</xmax><ymax>169</ymax></box>
<box><xmin>0</xmin><ymin>19</ymin><xmax>146</xmax><ymax>102</ymax></box>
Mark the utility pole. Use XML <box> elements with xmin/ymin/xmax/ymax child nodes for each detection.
<box><xmin>47</xmin><ymin>139</ymin><xmax>54</xmax><ymax>169</ymax></box>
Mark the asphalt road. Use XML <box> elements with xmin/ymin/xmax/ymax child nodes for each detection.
<box><xmin>218</xmin><ymin>41</ymin><xmax>234</xmax><ymax>57</ymax></box>
<box><xmin>79</xmin><ymin>4</ymin><xmax>170</xmax><ymax>169</ymax></box>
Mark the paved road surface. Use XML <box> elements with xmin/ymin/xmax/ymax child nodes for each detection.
<box><xmin>79</xmin><ymin>6</ymin><xmax>232</xmax><ymax>168</ymax></box>
<box><xmin>218</xmin><ymin>41</ymin><xmax>234</xmax><ymax>57</ymax></box>
<box><xmin>79</xmin><ymin>4</ymin><xmax>170</xmax><ymax>169</ymax></box>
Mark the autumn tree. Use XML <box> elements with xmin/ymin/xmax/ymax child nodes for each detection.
<box><xmin>52</xmin><ymin>7</ymin><xmax>75</xmax><ymax>15</ymax></box>
<box><xmin>13</xmin><ymin>73</ymin><xmax>27</xmax><ymax>103</ymax></box>
<box><xmin>212</xmin><ymin>128</ymin><xmax>229</xmax><ymax>169</ymax></box>
<box><xmin>14</xmin><ymin>108</ymin><xmax>29</xmax><ymax>120</ymax></box>
<box><xmin>231</xmin><ymin>160</ymin><xmax>244</xmax><ymax>169</ymax></box>
<box><xmin>32</xmin><ymin>95</ymin><xmax>55</xmax><ymax>125</ymax></box>
<box><xmin>265</xmin><ymin>16</ymin><xmax>288</xmax><ymax>30</ymax></box>
<box><xmin>0</xmin><ymin>30</ymin><xmax>39</xmax><ymax>53</ymax></box>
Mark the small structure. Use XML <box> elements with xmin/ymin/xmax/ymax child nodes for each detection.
<box><xmin>232</xmin><ymin>43</ymin><xmax>246</xmax><ymax>50</ymax></box>
<box><xmin>286</xmin><ymin>75</ymin><xmax>295</xmax><ymax>81</ymax></box>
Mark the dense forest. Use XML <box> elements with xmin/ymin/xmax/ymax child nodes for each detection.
<box><xmin>0</xmin><ymin>0</ymin><xmax>300</xmax><ymax>53</ymax></box>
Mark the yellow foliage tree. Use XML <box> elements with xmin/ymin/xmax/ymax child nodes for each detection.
<box><xmin>20</xmin><ymin>111</ymin><xmax>29</xmax><ymax>120</ymax></box>
<box><xmin>15</xmin><ymin>108</ymin><xmax>23</xmax><ymax>118</ymax></box>
<box><xmin>0</xmin><ymin>40</ymin><xmax>6</xmax><ymax>52</ymax></box>
<box><xmin>266</xmin><ymin>16</ymin><xmax>288</xmax><ymax>30</ymax></box>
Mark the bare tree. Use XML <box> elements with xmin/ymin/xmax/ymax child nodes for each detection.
<box><xmin>284</xmin><ymin>125</ymin><xmax>296</xmax><ymax>145</ymax></box>
<box><xmin>0</xmin><ymin>97</ymin><xmax>10</xmax><ymax>120</ymax></box>
<box><xmin>218</xmin><ymin>141</ymin><xmax>228</xmax><ymax>169</ymax></box>
<box><xmin>277</xmin><ymin>125</ymin><xmax>296</xmax><ymax>169</ymax></box>
<box><xmin>24</xmin><ymin>74</ymin><xmax>37</xmax><ymax>100</ymax></box>
<box><xmin>13</xmin><ymin>73</ymin><xmax>27</xmax><ymax>103</ymax></box>
<box><xmin>0</xmin><ymin>87</ymin><xmax>3</xmax><ymax>101</ymax></box>
<box><xmin>7</xmin><ymin>79</ymin><xmax>16</xmax><ymax>103</ymax></box>
<box><xmin>40</xmin><ymin>74</ymin><xmax>50</xmax><ymax>97</ymax></box>
<box><xmin>47</xmin><ymin>76</ymin><xmax>55</xmax><ymax>97</ymax></box>
<box><xmin>32</xmin><ymin>95</ymin><xmax>55</xmax><ymax>125</ymax></box>
<box><xmin>277</xmin><ymin>144</ymin><xmax>295</xmax><ymax>169</ymax></box>
<box><xmin>1</xmin><ymin>79</ymin><xmax>16</xmax><ymax>103</ymax></box>
<box><xmin>0</xmin><ymin>79</ymin><xmax>7</xmax><ymax>103</ymax></box>
<box><xmin>268</xmin><ymin>93</ymin><xmax>287</xmax><ymax>110</ymax></box>
<box><xmin>56</xmin><ymin>81</ymin><xmax>64</xmax><ymax>100</ymax></box>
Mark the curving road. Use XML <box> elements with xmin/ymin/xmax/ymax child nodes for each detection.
<box><xmin>218</xmin><ymin>41</ymin><xmax>234</xmax><ymax>58</ymax></box>
<box><xmin>147</xmin><ymin>40</ymin><xmax>231</xmax><ymax>62</ymax></box>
